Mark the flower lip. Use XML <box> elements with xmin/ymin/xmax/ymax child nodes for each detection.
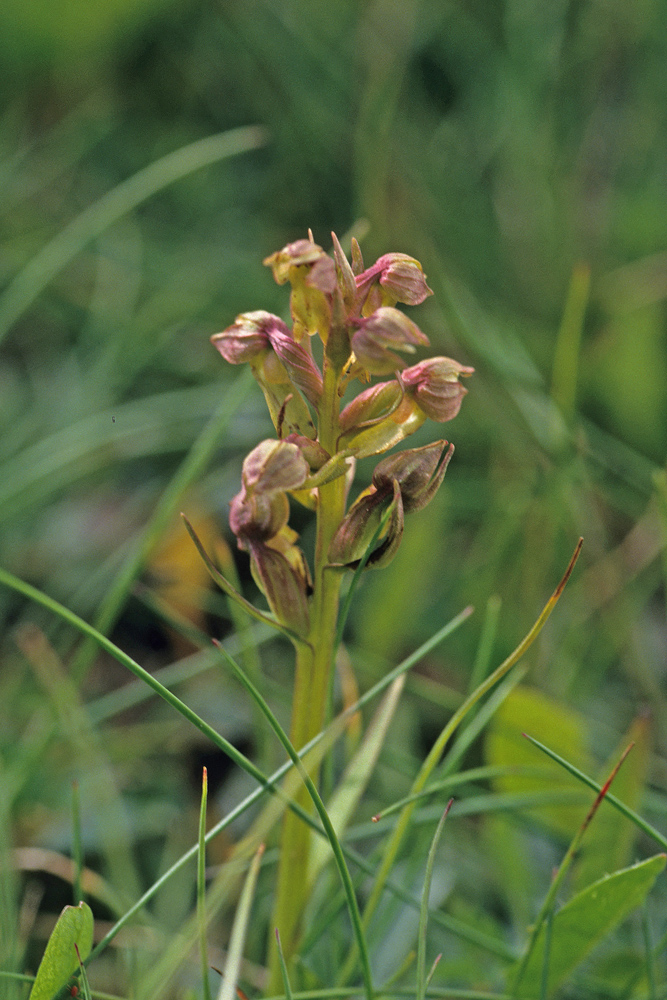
<box><xmin>211</xmin><ymin>309</ymin><xmax>281</xmax><ymax>363</ymax></box>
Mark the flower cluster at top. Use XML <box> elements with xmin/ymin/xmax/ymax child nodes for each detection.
<box><xmin>211</xmin><ymin>232</ymin><xmax>473</xmax><ymax>636</ymax></box>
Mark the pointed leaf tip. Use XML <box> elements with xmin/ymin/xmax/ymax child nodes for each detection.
<box><xmin>29</xmin><ymin>902</ymin><xmax>94</xmax><ymax>1000</ymax></box>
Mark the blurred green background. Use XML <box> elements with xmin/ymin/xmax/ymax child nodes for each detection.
<box><xmin>1</xmin><ymin>0</ymin><xmax>667</xmax><ymax>986</ymax></box>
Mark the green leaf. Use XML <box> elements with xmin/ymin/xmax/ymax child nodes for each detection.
<box><xmin>485</xmin><ymin>684</ymin><xmax>591</xmax><ymax>835</ymax></box>
<box><xmin>574</xmin><ymin>713</ymin><xmax>651</xmax><ymax>892</ymax></box>
<box><xmin>512</xmin><ymin>854</ymin><xmax>666</xmax><ymax>998</ymax></box>
<box><xmin>0</xmin><ymin>128</ymin><xmax>267</xmax><ymax>346</ymax></box>
<box><xmin>29</xmin><ymin>902</ymin><xmax>94</xmax><ymax>1000</ymax></box>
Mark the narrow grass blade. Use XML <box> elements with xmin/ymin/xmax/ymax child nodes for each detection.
<box><xmin>416</xmin><ymin>801</ymin><xmax>453</xmax><ymax>1000</ymax></box>
<box><xmin>215</xmin><ymin>643</ymin><xmax>375</xmax><ymax>1000</ymax></box>
<box><xmin>381</xmin><ymin>950</ymin><xmax>416</xmax><ymax>990</ymax></box>
<box><xmin>86</xmin><ymin>626</ymin><xmax>274</xmax><ymax>724</ymax></box>
<box><xmin>0</xmin><ymin>383</ymin><xmax>224</xmax><ymax>519</ymax></box>
<box><xmin>199</xmin><ymin>768</ymin><xmax>213</xmax><ymax>1000</ymax></box>
<box><xmin>12</xmin><ymin>847</ymin><xmax>123</xmax><ymax>918</ymax></box>
<box><xmin>550</xmin><ymin>262</ymin><xmax>590</xmax><ymax>422</ymax></box>
<box><xmin>217</xmin><ymin>844</ymin><xmax>264</xmax><ymax>1000</ymax></box>
<box><xmin>71</xmin><ymin>782</ymin><xmax>83</xmax><ymax>907</ymax></box>
<box><xmin>641</xmin><ymin>902</ymin><xmax>656</xmax><ymax>1000</ymax></box>
<box><xmin>257</xmin><ymin>990</ymin><xmax>512</xmax><ymax>1000</ymax></box>
<box><xmin>74</xmin><ymin>943</ymin><xmax>93</xmax><ymax>1000</ymax></box>
<box><xmin>309</xmin><ymin>674</ymin><xmax>405</xmax><ymax>885</ymax></box>
<box><xmin>425</xmin><ymin>954</ymin><xmax>442</xmax><ymax>991</ymax></box>
<box><xmin>370</xmin><ymin>765</ymin><xmax>572</xmax><ymax>823</ymax></box>
<box><xmin>523</xmin><ymin>734</ymin><xmax>667</xmax><ymax>851</ymax></box>
<box><xmin>16</xmin><ymin>624</ymin><xmax>141</xmax><ymax>906</ymax></box>
<box><xmin>573</xmin><ymin>712</ymin><xmax>652</xmax><ymax>891</ymax></box>
<box><xmin>512</xmin><ymin>742</ymin><xmax>634</xmax><ymax>995</ymax></box>
<box><xmin>539</xmin><ymin>912</ymin><xmax>553</xmax><ymax>1000</ymax></box>
<box><xmin>468</xmin><ymin>595</ymin><xmax>501</xmax><ymax>694</ymax></box>
<box><xmin>352</xmin><ymin>605</ymin><xmax>473</xmax><ymax>714</ymax></box>
<box><xmin>342</xmin><ymin>539</ymin><xmax>583</xmax><ymax>983</ymax></box>
<box><xmin>0</xmin><ymin>126</ymin><xmax>267</xmax><ymax>344</ymax></box>
<box><xmin>440</xmin><ymin>665</ymin><xmax>527</xmax><ymax>780</ymax></box>
<box><xmin>0</xmin><ymin>568</ymin><xmax>270</xmax><ymax>789</ymax></box>
<box><xmin>274</xmin><ymin>930</ymin><xmax>294</xmax><ymax>1000</ymax></box>
<box><xmin>182</xmin><ymin>513</ymin><xmax>307</xmax><ymax>646</ymax></box>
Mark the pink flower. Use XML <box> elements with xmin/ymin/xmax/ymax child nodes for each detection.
<box><xmin>401</xmin><ymin>357</ymin><xmax>474</xmax><ymax>422</ymax></box>
<box><xmin>229</xmin><ymin>440</ymin><xmax>311</xmax><ymax>634</ymax></box>
<box><xmin>329</xmin><ymin>441</ymin><xmax>454</xmax><ymax>569</ymax></box>
<box><xmin>263</xmin><ymin>236</ymin><xmax>337</xmax><ymax>341</ymax></box>
<box><xmin>355</xmin><ymin>253</ymin><xmax>433</xmax><ymax>315</ymax></box>
<box><xmin>351</xmin><ymin>307</ymin><xmax>429</xmax><ymax>375</ymax></box>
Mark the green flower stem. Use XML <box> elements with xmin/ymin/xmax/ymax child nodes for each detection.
<box><xmin>269</xmin><ymin>354</ymin><xmax>347</xmax><ymax>988</ymax></box>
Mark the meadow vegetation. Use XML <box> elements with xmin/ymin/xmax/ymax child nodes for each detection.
<box><xmin>1</xmin><ymin>2</ymin><xmax>667</xmax><ymax>997</ymax></box>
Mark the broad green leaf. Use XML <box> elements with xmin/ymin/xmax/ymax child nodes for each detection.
<box><xmin>587</xmin><ymin>302</ymin><xmax>667</xmax><ymax>457</ymax></box>
<box><xmin>29</xmin><ymin>901</ymin><xmax>94</xmax><ymax>1000</ymax></box>
<box><xmin>485</xmin><ymin>685</ymin><xmax>590</xmax><ymax>835</ymax></box>
<box><xmin>512</xmin><ymin>854</ymin><xmax>666</xmax><ymax>998</ymax></box>
<box><xmin>574</xmin><ymin>713</ymin><xmax>651</xmax><ymax>891</ymax></box>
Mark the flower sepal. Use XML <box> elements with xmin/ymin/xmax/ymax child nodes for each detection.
<box><xmin>402</xmin><ymin>357</ymin><xmax>475</xmax><ymax>422</ymax></box>
<box><xmin>328</xmin><ymin>440</ymin><xmax>453</xmax><ymax>569</ymax></box>
<box><xmin>328</xmin><ymin>478</ymin><xmax>403</xmax><ymax>570</ymax></box>
<box><xmin>351</xmin><ymin>306</ymin><xmax>429</xmax><ymax>375</ymax></box>
<box><xmin>263</xmin><ymin>236</ymin><xmax>335</xmax><ymax>342</ymax></box>
<box><xmin>355</xmin><ymin>252</ymin><xmax>433</xmax><ymax>315</ymax></box>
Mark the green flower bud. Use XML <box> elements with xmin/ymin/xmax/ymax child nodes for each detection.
<box><xmin>338</xmin><ymin>380</ymin><xmax>426</xmax><ymax>459</ymax></box>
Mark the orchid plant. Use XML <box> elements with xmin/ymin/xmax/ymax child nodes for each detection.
<box><xmin>209</xmin><ymin>232</ymin><xmax>473</xmax><ymax>982</ymax></box>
